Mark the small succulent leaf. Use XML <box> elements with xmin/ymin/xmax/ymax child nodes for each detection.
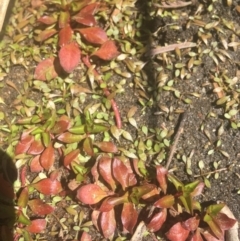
<box><xmin>132</xmin><ymin>158</ymin><xmax>143</xmax><ymax>177</ymax></box>
<box><xmin>63</xmin><ymin>149</ymin><xmax>80</xmax><ymax>167</ymax></box>
<box><xmin>32</xmin><ymin>178</ymin><xmax>62</xmax><ymax>195</ymax></box>
<box><xmin>34</xmin><ymin>57</ymin><xmax>58</xmax><ymax>81</ymax></box>
<box><xmin>191</xmin><ymin>182</ymin><xmax>205</xmax><ymax>197</ymax></box>
<box><xmin>206</xmin><ymin>203</ymin><xmax>225</xmax><ymax>217</ymax></box>
<box><xmin>94</xmin><ymin>141</ymin><xmax>118</xmax><ymax>153</ymax></box>
<box><xmin>40</xmin><ymin>143</ymin><xmax>55</xmax><ymax>170</ymax></box>
<box><xmin>92</xmin><ymin>40</ymin><xmax>119</xmax><ymax>60</ymax></box>
<box><xmin>30</xmin><ymin>155</ymin><xmax>43</xmax><ymax>172</ymax></box>
<box><xmin>26</xmin><ymin>219</ymin><xmax>46</xmax><ymax>233</ymax></box>
<box><xmin>147</xmin><ymin>208</ymin><xmax>167</xmax><ymax>232</ymax></box>
<box><xmin>184</xmin><ymin>180</ymin><xmax>202</xmax><ymax>195</ymax></box>
<box><xmin>98</xmin><ymin>156</ymin><xmax>116</xmax><ymax>190</ymax></box>
<box><xmin>100</xmin><ymin>209</ymin><xmax>116</xmax><ymax>240</ymax></box>
<box><xmin>15</xmin><ymin>141</ymin><xmax>31</xmax><ymax>155</ymax></box>
<box><xmin>203</xmin><ymin>214</ymin><xmax>223</xmax><ymax>239</ymax></box>
<box><xmin>38</xmin><ymin>15</ymin><xmax>57</xmax><ymax>25</ymax></box>
<box><xmin>89</xmin><ymin>124</ymin><xmax>109</xmax><ymax>133</ymax></box>
<box><xmin>156</xmin><ymin>165</ymin><xmax>168</xmax><ymax>194</ymax></box>
<box><xmin>70</xmin><ymin>0</ymin><xmax>88</xmax><ymax>12</ymax></box>
<box><xmin>165</xmin><ymin>222</ymin><xmax>190</xmax><ymax>241</ymax></box>
<box><xmin>91</xmin><ymin>210</ymin><xmax>100</xmax><ymax>231</ymax></box>
<box><xmin>58</xmin><ymin>25</ymin><xmax>73</xmax><ymax>47</ymax></box>
<box><xmin>77</xmin><ymin>27</ymin><xmax>108</xmax><ymax>45</ymax></box>
<box><xmin>17</xmin><ymin>187</ymin><xmax>29</xmax><ymax>208</ymax></box>
<box><xmin>168</xmin><ymin>173</ymin><xmax>184</xmax><ymax>190</ymax></box>
<box><xmin>77</xmin><ymin>184</ymin><xmax>109</xmax><ymax>204</ymax></box>
<box><xmin>121</xmin><ymin>203</ymin><xmax>138</xmax><ymax>234</ymax></box>
<box><xmin>52</xmin><ymin>115</ymin><xmax>72</xmax><ymax>134</ymax></box>
<box><xmin>154</xmin><ymin>195</ymin><xmax>175</xmax><ymax>208</ymax></box>
<box><xmin>35</xmin><ymin>29</ymin><xmax>58</xmax><ymax>42</ymax></box>
<box><xmin>141</xmin><ymin>186</ymin><xmax>159</xmax><ymax>200</ymax></box>
<box><xmin>59</xmin><ymin>10</ymin><xmax>70</xmax><ymax>28</ymax></box>
<box><xmin>57</xmin><ymin>132</ymin><xmax>85</xmax><ymax>143</ymax></box>
<box><xmin>83</xmin><ymin>137</ymin><xmax>94</xmax><ymax>156</ymax></box>
<box><xmin>80</xmin><ymin>231</ymin><xmax>92</xmax><ymax>241</ymax></box>
<box><xmin>27</xmin><ymin>139</ymin><xmax>45</xmax><ymax>155</ymax></box>
<box><xmin>73</xmin><ymin>13</ymin><xmax>96</xmax><ymax>26</ymax></box>
<box><xmin>28</xmin><ymin>199</ymin><xmax>54</xmax><ymax>215</ymax></box>
<box><xmin>80</xmin><ymin>2</ymin><xmax>99</xmax><ymax>15</ymax></box>
<box><xmin>213</xmin><ymin>212</ymin><xmax>236</xmax><ymax>230</ymax></box>
<box><xmin>17</xmin><ymin>210</ymin><xmax>31</xmax><ymax>225</ymax></box>
<box><xmin>68</xmin><ymin>125</ymin><xmax>85</xmax><ymax>134</ymax></box>
<box><xmin>59</xmin><ymin>42</ymin><xmax>81</xmax><ymax>73</ymax></box>
<box><xmin>182</xmin><ymin>216</ymin><xmax>200</xmax><ymax>231</ymax></box>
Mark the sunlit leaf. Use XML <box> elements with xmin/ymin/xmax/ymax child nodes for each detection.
<box><xmin>59</xmin><ymin>42</ymin><xmax>81</xmax><ymax>73</ymax></box>
<box><xmin>28</xmin><ymin>199</ymin><xmax>54</xmax><ymax>215</ymax></box>
<box><xmin>165</xmin><ymin>222</ymin><xmax>190</xmax><ymax>241</ymax></box>
<box><xmin>59</xmin><ymin>10</ymin><xmax>70</xmax><ymax>28</ymax></box>
<box><xmin>15</xmin><ymin>133</ymin><xmax>34</xmax><ymax>155</ymax></box>
<box><xmin>52</xmin><ymin>115</ymin><xmax>72</xmax><ymax>134</ymax></box>
<box><xmin>32</xmin><ymin>178</ymin><xmax>62</xmax><ymax>195</ymax></box>
<box><xmin>30</xmin><ymin>155</ymin><xmax>43</xmax><ymax>172</ymax></box>
<box><xmin>34</xmin><ymin>29</ymin><xmax>57</xmax><ymax>42</ymax></box>
<box><xmin>17</xmin><ymin>187</ymin><xmax>29</xmax><ymax>208</ymax></box>
<box><xmin>73</xmin><ymin>13</ymin><xmax>96</xmax><ymax>26</ymax></box>
<box><xmin>156</xmin><ymin>165</ymin><xmax>168</xmax><ymax>194</ymax></box>
<box><xmin>38</xmin><ymin>16</ymin><xmax>57</xmax><ymax>25</ymax></box>
<box><xmin>213</xmin><ymin>212</ymin><xmax>236</xmax><ymax>230</ymax></box>
<box><xmin>121</xmin><ymin>203</ymin><xmax>138</xmax><ymax>233</ymax></box>
<box><xmin>83</xmin><ymin>137</ymin><xmax>94</xmax><ymax>156</ymax></box>
<box><xmin>92</xmin><ymin>40</ymin><xmax>119</xmax><ymax>60</ymax></box>
<box><xmin>94</xmin><ymin>141</ymin><xmax>118</xmax><ymax>153</ymax></box>
<box><xmin>80</xmin><ymin>231</ymin><xmax>92</xmax><ymax>241</ymax></box>
<box><xmin>26</xmin><ymin>219</ymin><xmax>46</xmax><ymax>233</ymax></box>
<box><xmin>80</xmin><ymin>2</ymin><xmax>99</xmax><ymax>15</ymax></box>
<box><xmin>100</xmin><ymin>209</ymin><xmax>116</xmax><ymax>239</ymax></box>
<box><xmin>63</xmin><ymin>149</ymin><xmax>80</xmax><ymax>167</ymax></box>
<box><xmin>57</xmin><ymin>132</ymin><xmax>85</xmax><ymax>143</ymax></box>
<box><xmin>77</xmin><ymin>184</ymin><xmax>109</xmax><ymax>204</ymax></box>
<box><xmin>27</xmin><ymin>139</ymin><xmax>45</xmax><ymax>155</ymax></box>
<box><xmin>58</xmin><ymin>25</ymin><xmax>73</xmax><ymax>47</ymax></box>
<box><xmin>147</xmin><ymin>208</ymin><xmax>167</xmax><ymax>232</ymax></box>
<box><xmin>91</xmin><ymin>210</ymin><xmax>100</xmax><ymax>231</ymax></box>
<box><xmin>17</xmin><ymin>210</ymin><xmax>31</xmax><ymax>225</ymax></box>
<box><xmin>34</xmin><ymin>57</ymin><xmax>58</xmax><ymax>81</ymax></box>
<box><xmin>182</xmin><ymin>216</ymin><xmax>200</xmax><ymax>231</ymax></box>
<box><xmin>154</xmin><ymin>195</ymin><xmax>175</xmax><ymax>208</ymax></box>
<box><xmin>40</xmin><ymin>143</ymin><xmax>55</xmax><ymax>170</ymax></box>
<box><xmin>77</xmin><ymin>27</ymin><xmax>108</xmax><ymax>45</ymax></box>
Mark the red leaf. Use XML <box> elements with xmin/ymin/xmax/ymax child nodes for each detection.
<box><xmin>35</xmin><ymin>29</ymin><xmax>57</xmax><ymax>42</ymax></box>
<box><xmin>52</xmin><ymin>115</ymin><xmax>72</xmax><ymax>134</ymax></box>
<box><xmin>27</xmin><ymin>139</ymin><xmax>45</xmax><ymax>155</ymax></box>
<box><xmin>94</xmin><ymin>141</ymin><xmax>118</xmax><ymax>153</ymax></box>
<box><xmin>83</xmin><ymin>137</ymin><xmax>94</xmax><ymax>156</ymax></box>
<box><xmin>188</xmin><ymin>229</ymin><xmax>204</xmax><ymax>241</ymax></box>
<box><xmin>154</xmin><ymin>195</ymin><xmax>175</xmax><ymax>208</ymax></box>
<box><xmin>26</xmin><ymin>219</ymin><xmax>46</xmax><ymax>233</ymax></box>
<box><xmin>147</xmin><ymin>208</ymin><xmax>167</xmax><ymax>232</ymax></box>
<box><xmin>98</xmin><ymin>156</ymin><xmax>116</xmax><ymax>190</ymax></box>
<box><xmin>80</xmin><ymin>3</ymin><xmax>99</xmax><ymax>15</ymax></box>
<box><xmin>30</xmin><ymin>155</ymin><xmax>43</xmax><ymax>172</ymax></box>
<box><xmin>191</xmin><ymin>182</ymin><xmax>205</xmax><ymax>197</ymax></box>
<box><xmin>92</xmin><ymin>40</ymin><xmax>119</xmax><ymax>60</ymax></box>
<box><xmin>121</xmin><ymin>203</ymin><xmax>138</xmax><ymax>233</ymax></box>
<box><xmin>40</xmin><ymin>143</ymin><xmax>55</xmax><ymax>170</ymax></box>
<box><xmin>91</xmin><ymin>210</ymin><xmax>100</xmax><ymax>231</ymax></box>
<box><xmin>63</xmin><ymin>149</ymin><xmax>80</xmax><ymax>167</ymax></box>
<box><xmin>182</xmin><ymin>216</ymin><xmax>200</xmax><ymax>231</ymax></box>
<box><xmin>213</xmin><ymin>212</ymin><xmax>236</xmax><ymax>230</ymax></box>
<box><xmin>77</xmin><ymin>27</ymin><xmax>108</xmax><ymax>45</ymax></box>
<box><xmin>58</xmin><ymin>25</ymin><xmax>73</xmax><ymax>47</ymax></box>
<box><xmin>59</xmin><ymin>42</ymin><xmax>81</xmax><ymax>73</ymax></box>
<box><xmin>80</xmin><ymin>231</ymin><xmax>92</xmax><ymax>241</ymax></box>
<box><xmin>76</xmin><ymin>184</ymin><xmax>109</xmax><ymax>204</ymax></box>
<box><xmin>201</xmin><ymin>229</ymin><xmax>222</xmax><ymax>241</ymax></box>
<box><xmin>100</xmin><ymin>209</ymin><xmax>116</xmax><ymax>239</ymax></box>
<box><xmin>165</xmin><ymin>222</ymin><xmax>190</xmax><ymax>241</ymax></box>
<box><xmin>32</xmin><ymin>178</ymin><xmax>62</xmax><ymax>195</ymax></box>
<box><xmin>38</xmin><ymin>16</ymin><xmax>57</xmax><ymax>25</ymax></box>
<box><xmin>15</xmin><ymin>133</ymin><xmax>34</xmax><ymax>155</ymax></box>
<box><xmin>34</xmin><ymin>57</ymin><xmax>58</xmax><ymax>81</ymax></box>
<box><xmin>57</xmin><ymin>132</ymin><xmax>85</xmax><ymax>143</ymax></box>
<box><xmin>156</xmin><ymin>165</ymin><xmax>168</xmax><ymax>194</ymax></box>
<box><xmin>28</xmin><ymin>199</ymin><xmax>54</xmax><ymax>215</ymax></box>
<box><xmin>73</xmin><ymin>13</ymin><xmax>96</xmax><ymax>26</ymax></box>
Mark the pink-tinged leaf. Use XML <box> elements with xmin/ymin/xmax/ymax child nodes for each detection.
<box><xmin>80</xmin><ymin>231</ymin><xmax>92</xmax><ymax>241</ymax></box>
<box><xmin>38</xmin><ymin>16</ymin><xmax>57</xmax><ymax>25</ymax></box>
<box><xmin>91</xmin><ymin>159</ymin><xmax>99</xmax><ymax>182</ymax></box>
<box><xmin>154</xmin><ymin>195</ymin><xmax>175</xmax><ymax>208</ymax></box>
<box><xmin>132</xmin><ymin>158</ymin><xmax>143</xmax><ymax>177</ymax></box>
<box><xmin>59</xmin><ymin>11</ymin><xmax>70</xmax><ymax>28</ymax></box>
<box><xmin>77</xmin><ymin>27</ymin><xmax>108</xmax><ymax>45</ymax></box>
<box><xmin>28</xmin><ymin>199</ymin><xmax>54</xmax><ymax>215</ymax></box>
<box><xmin>83</xmin><ymin>137</ymin><xmax>94</xmax><ymax>156</ymax></box>
<box><xmin>32</xmin><ymin>178</ymin><xmax>62</xmax><ymax>195</ymax></box>
<box><xmin>49</xmin><ymin>170</ymin><xmax>61</xmax><ymax>181</ymax></box>
<box><xmin>52</xmin><ymin>115</ymin><xmax>72</xmax><ymax>134</ymax></box>
<box><xmin>40</xmin><ymin>143</ymin><xmax>55</xmax><ymax>170</ymax></box>
<box><xmin>165</xmin><ymin>222</ymin><xmax>190</xmax><ymax>241</ymax></box>
<box><xmin>92</xmin><ymin>40</ymin><xmax>119</xmax><ymax>60</ymax></box>
<box><xmin>156</xmin><ymin>165</ymin><xmax>168</xmax><ymax>194</ymax></box>
<box><xmin>57</xmin><ymin>132</ymin><xmax>85</xmax><ymax>143</ymax></box>
<box><xmin>34</xmin><ymin>57</ymin><xmax>58</xmax><ymax>81</ymax></box>
<box><xmin>63</xmin><ymin>149</ymin><xmax>80</xmax><ymax>167</ymax></box>
<box><xmin>147</xmin><ymin>208</ymin><xmax>167</xmax><ymax>232</ymax></box>
<box><xmin>182</xmin><ymin>216</ymin><xmax>200</xmax><ymax>231</ymax></box>
<box><xmin>26</xmin><ymin>219</ymin><xmax>46</xmax><ymax>233</ymax></box>
<box><xmin>77</xmin><ymin>184</ymin><xmax>109</xmax><ymax>204</ymax></box>
<box><xmin>204</xmin><ymin>214</ymin><xmax>223</xmax><ymax>239</ymax></box>
<box><xmin>98</xmin><ymin>197</ymin><xmax>115</xmax><ymax>212</ymax></box>
<box><xmin>121</xmin><ymin>203</ymin><xmax>138</xmax><ymax>233</ymax></box>
<box><xmin>59</xmin><ymin>42</ymin><xmax>81</xmax><ymax>73</ymax></box>
<box><xmin>15</xmin><ymin>133</ymin><xmax>34</xmax><ymax>155</ymax></box>
<box><xmin>35</xmin><ymin>29</ymin><xmax>57</xmax><ymax>42</ymax></box>
<box><xmin>27</xmin><ymin>139</ymin><xmax>45</xmax><ymax>155</ymax></box>
<box><xmin>94</xmin><ymin>141</ymin><xmax>118</xmax><ymax>153</ymax></box>
<box><xmin>58</xmin><ymin>25</ymin><xmax>73</xmax><ymax>47</ymax></box>
<box><xmin>80</xmin><ymin>3</ymin><xmax>99</xmax><ymax>15</ymax></box>
<box><xmin>191</xmin><ymin>182</ymin><xmax>205</xmax><ymax>197</ymax></box>
<box><xmin>201</xmin><ymin>229</ymin><xmax>223</xmax><ymax>241</ymax></box>
<box><xmin>91</xmin><ymin>210</ymin><xmax>100</xmax><ymax>231</ymax></box>
<box><xmin>188</xmin><ymin>229</ymin><xmax>204</xmax><ymax>241</ymax></box>
<box><xmin>17</xmin><ymin>187</ymin><xmax>29</xmax><ymax>208</ymax></box>
<box><xmin>100</xmin><ymin>209</ymin><xmax>116</xmax><ymax>240</ymax></box>
<box><xmin>73</xmin><ymin>13</ymin><xmax>96</xmax><ymax>26</ymax></box>
<box><xmin>213</xmin><ymin>212</ymin><xmax>236</xmax><ymax>230</ymax></box>
<box><xmin>98</xmin><ymin>156</ymin><xmax>116</xmax><ymax>190</ymax></box>
<box><xmin>30</xmin><ymin>155</ymin><xmax>43</xmax><ymax>172</ymax></box>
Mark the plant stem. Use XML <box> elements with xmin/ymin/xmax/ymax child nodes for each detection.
<box><xmin>82</xmin><ymin>56</ymin><xmax>122</xmax><ymax>129</ymax></box>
